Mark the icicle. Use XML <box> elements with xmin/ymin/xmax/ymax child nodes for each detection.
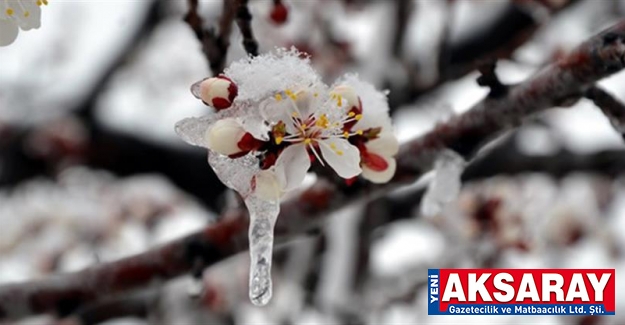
<box><xmin>245</xmin><ymin>195</ymin><xmax>280</xmax><ymax>306</ymax></box>
<box><xmin>420</xmin><ymin>149</ymin><xmax>466</xmax><ymax>217</ymax></box>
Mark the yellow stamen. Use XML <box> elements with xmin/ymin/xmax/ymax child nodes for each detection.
<box><xmin>343</xmin><ymin>131</ymin><xmax>349</xmax><ymax>138</ymax></box>
<box><xmin>314</xmin><ymin>93</ymin><xmax>319</xmax><ymax>97</ymax></box>
<box><xmin>275</xmin><ymin>94</ymin><xmax>283</xmax><ymax>101</ymax></box>
<box><xmin>356</xmin><ymin>130</ymin><xmax>363</xmax><ymax>135</ymax></box>
<box><xmin>275</xmin><ymin>136</ymin><xmax>283</xmax><ymax>145</ymax></box>
<box><xmin>6</xmin><ymin>8</ymin><xmax>14</xmax><ymax>16</ymax></box>
<box><xmin>336</xmin><ymin>150</ymin><xmax>344</xmax><ymax>156</ymax></box>
<box><xmin>355</xmin><ymin>114</ymin><xmax>363</xmax><ymax>121</ymax></box>
<box><xmin>304</xmin><ymin>138</ymin><xmax>312</xmax><ymax>145</ymax></box>
<box><xmin>24</xmin><ymin>11</ymin><xmax>30</xmax><ymax>17</ymax></box>
<box><xmin>291</xmin><ymin>112</ymin><xmax>298</xmax><ymax>117</ymax></box>
<box><xmin>42</xmin><ymin>0</ymin><xmax>48</xmax><ymax>5</ymax></box>
<box><xmin>348</xmin><ymin>112</ymin><xmax>355</xmax><ymax>117</ymax></box>
<box><xmin>315</xmin><ymin>114</ymin><xmax>329</xmax><ymax>129</ymax></box>
<box><xmin>37</xmin><ymin>0</ymin><xmax>42</xmax><ymax>6</ymax></box>
<box><xmin>285</xmin><ymin>89</ymin><xmax>296</xmax><ymax>100</ymax></box>
<box><xmin>337</xmin><ymin>96</ymin><xmax>343</xmax><ymax>107</ymax></box>
<box><xmin>330</xmin><ymin>143</ymin><xmax>337</xmax><ymax>149</ymax></box>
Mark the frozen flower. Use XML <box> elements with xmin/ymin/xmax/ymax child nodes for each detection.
<box><xmin>336</xmin><ymin>74</ymin><xmax>398</xmax><ymax>184</ymax></box>
<box><xmin>175</xmin><ymin>48</ymin><xmax>399</xmax><ymax>307</ymax></box>
<box><xmin>0</xmin><ymin>0</ymin><xmax>45</xmax><ymax>47</ymax></box>
<box><xmin>176</xmin><ymin>48</ymin><xmax>398</xmax><ymax>201</ymax></box>
<box><xmin>265</xmin><ymin>88</ymin><xmax>362</xmax><ymax>179</ymax></box>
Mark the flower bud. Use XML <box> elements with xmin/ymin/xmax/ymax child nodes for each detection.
<box><xmin>362</xmin><ymin>156</ymin><xmax>396</xmax><ymax>184</ymax></box>
<box><xmin>269</xmin><ymin>2</ymin><xmax>288</xmax><ymax>25</ymax></box>
<box><xmin>360</xmin><ymin>134</ymin><xmax>399</xmax><ymax>184</ymax></box>
<box><xmin>198</xmin><ymin>75</ymin><xmax>238</xmax><ymax>110</ymax></box>
<box><xmin>205</xmin><ymin>118</ymin><xmax>247</xmax><ymax>156</ymax></box>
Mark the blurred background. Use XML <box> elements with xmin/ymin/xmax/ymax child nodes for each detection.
<box><xmin>1</xmin><ymin>0</ymin><xmax>625</xmax><ymax>324</ymax></box>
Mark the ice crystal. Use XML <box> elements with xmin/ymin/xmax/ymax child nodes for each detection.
<box><xmin>420</xmin><ymin>150</ymin><xmax>466</xmax><ymax>217</ymax></box>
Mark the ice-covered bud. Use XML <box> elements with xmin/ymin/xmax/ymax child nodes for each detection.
<box><xmin>360</xmin><ymin>134</ymin><xmax>399</xmax><ymax>184</ymax></box>
<box><xmin>253</xmin><ymin>169</ymin><xmax>283</xmax><ymax>201</ymax></box>
<box><xmin>205</xmin><ymin>118</ymin><xmax>248</xmax><ymax>156</ymax></box>
<box><xmin>197</xmin><ymin>75</ymin><xmax>238</xmax><ymax>110</ymax></box>
<box><xmin>269</xmin><ymin>2</ymin><xmax>288</xmax><ymax>25</ymax></box>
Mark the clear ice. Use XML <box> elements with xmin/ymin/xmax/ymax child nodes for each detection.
<box><xmin>245</xmin><ymin>196</ymin><xmax>279</xmax><ymax>306</ymax></box>
<box><xmin>420</xmin><ymin>150</ymin><xmax>466</xmax><ymax>217</ymax></box>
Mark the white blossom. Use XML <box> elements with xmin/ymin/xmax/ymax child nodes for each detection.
<box><xmin>0</xmin><ymin>0</ymin><xmax>44</xmax><ymax>47</ymax></box>
<box><xmin>176</xmin><ymin>48</ymin><xmax>399</xmax><ymax>201</ymax></box>
<box><xmin>175</xmin><ymin>48</ymin><xmax>399</xmax><ymax>306</ymax></box>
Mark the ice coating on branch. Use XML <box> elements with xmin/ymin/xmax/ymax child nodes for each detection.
<box><xmin>420</xmin><ymin>150</ymin><xmax>466</xmax><ymax>217</ymax></box>
<box><xmin>175</xmin><ymin>48</ymin><xmax>398</xmax><ymax>306</ymax></box>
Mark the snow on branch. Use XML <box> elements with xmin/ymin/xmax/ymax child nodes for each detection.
<box><xmin>0</xmin><ymin>19</ymin><xmax>624</xmax><ymax>322</ymax></box>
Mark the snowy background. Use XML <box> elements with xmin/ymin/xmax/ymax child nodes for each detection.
<box><xmin>1</xmin><ymin>0</ymin><xmax>625</xmax><ymax>324</ymax></box>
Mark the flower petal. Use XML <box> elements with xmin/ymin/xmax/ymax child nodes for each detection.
<box><xmin>254</xmin><ymin>169</ymin><xmax>283</xmax><ymax>201</ymax></box>
<box><xmin>15</xmin><ymin>0</ymin><xmax>41</xmax><ymax>31</ymax></box>
<box><xmin>318</xmin><ymin>139</ymin><xmax>362</xmax><ymax>179</ymax></box>
<box><xmin>292</xmin><ymin>89</ymin><xmax>313</xmax><ymax>117</ymax></box>
<box><xmin>274</xmin><ymin>144</ymin><xmax>310</xmax><ymax>191</ymax></box>
<box><xmin>260</xmin><ymin>98</ymin><xmax>299</xmax><ymax>134</ymax></box>
<box><xmin>362</xmin><ymin>157</ymin><xmax>396</xmax><ymax>184</ymax></box>
<box><xmin>334</xmin><ymin>75</ymin><xmax>392</xmax><ymax>132</ymax></box>
<box><xmin>366</xmin><ymin>133</ymin><xmax>399</xmax><ymax>157</ymax></box>
<box><xmin>0</xmin><ymin>20</ymin><xmax>19</xmax><ymax>46</ymax></box>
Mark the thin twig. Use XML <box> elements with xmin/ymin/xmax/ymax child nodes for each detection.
<box><xmin>0</xmin><ymin>20</ymin><xmax>624</xmax><ymax>322</ymax></box>
<box><xmin>184</xmin><ymin>0</ymin><xmax>236</xmax><ymax>75</ymax></box>
<box><xmin>235</xmin><ymin>0</ymin><xmax>259</xmax><ymax>57</ymax></box>
<box><xmin>389</xmin><ymin>0</ymin><xmax>581</xmax><ymax>110</ymax></box>
<box><xmin>585</xmin><ymin>86</ymin><xmax>625</xmax><ymax>139</ymax></box>
<box><xmin>392</xmin><ymin>0</ymin><xmax>412</xmax><ymax>58</ymax></box>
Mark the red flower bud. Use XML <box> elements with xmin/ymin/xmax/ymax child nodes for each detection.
<box><xmin>269</xmin><ymin>3</ymin><xmax>288</xmax><ymax>25</ymax></box>
<box><xmin>196</xmin><ymin>75</ymin><xmax>238</xmax><ymax>110</ymax></box>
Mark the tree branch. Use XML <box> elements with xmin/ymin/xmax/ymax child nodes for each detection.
<box><xmin>389</xmin><ymin>0</ymin><xmax>582</xmax><ymax>109</ymax></box>
<box><xmin>184</xmin><ymin>0</ymin><xmax>236</xmax><ymax>75</ymax></box>
<box><xmin>585</xmin><ymin>86</ymin><xmax>625</xmax><ymax>139</ymax></box>
<box><xmin>0</xmin><ymin>20</ymin><xmax>624</xmax><ymax>322</ymax></box>
<box><xmin>235</xmin><ymin>0</ymin><xmax>259</xmax><ymax>57</ymax></box>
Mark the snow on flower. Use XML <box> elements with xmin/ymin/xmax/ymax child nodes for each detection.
<box><xmin>0</xmin><ymin>0</ymin><xmax>45</xmax><ymax>46</ymax></box>
<box><xmin>175</xmin><ymin>48</ymin><xmax>398</xmax><ymax>306</ymax></box>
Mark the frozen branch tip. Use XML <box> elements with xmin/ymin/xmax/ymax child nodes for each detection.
<box><xmin>175</xmin><ymin>48</ymin><xmax>398</xmax><ymax>305</ymax></box>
